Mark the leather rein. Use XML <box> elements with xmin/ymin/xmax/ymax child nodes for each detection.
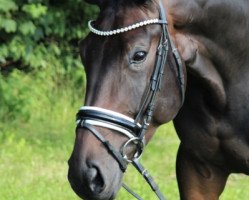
<box><xmin>76</xmin><ymin>1</ymin><xmax>185</xmax><ymax>199</ymax></box>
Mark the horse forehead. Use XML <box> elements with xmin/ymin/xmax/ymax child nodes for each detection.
<box><xmin>117</xmin><ymin>6</ymin><xmax>152</xmax><ymax>25</ymax></box>
<box><xmin>99</xmin><ymin>5</ymin><xmax>155</xmax><ymax>29</ymax></box>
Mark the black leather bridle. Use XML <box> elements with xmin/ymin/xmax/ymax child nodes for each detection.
<box><xmin>76</xmin><ymin>0</ymin><xmax>185</xmax><ymax>199</ymax></box>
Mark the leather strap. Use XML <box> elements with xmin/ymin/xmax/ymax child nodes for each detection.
<box><xmin>80</xmin><ymin>121</ymin><xmax>128</xmax><ymax>172</ymax></box>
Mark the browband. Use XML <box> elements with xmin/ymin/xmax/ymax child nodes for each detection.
<box><xmin>88</xmin><ymin>18</ymin><xmax>167</xmax><ymax>36</ymax></box>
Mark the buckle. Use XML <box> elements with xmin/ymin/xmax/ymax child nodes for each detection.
<box><xmin>121</xmin><ymin>137</ymin><xmax>144</xmax><ymax>163</ymax></box>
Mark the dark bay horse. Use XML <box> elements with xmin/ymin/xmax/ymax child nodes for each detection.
<box><xmin>68</xmin><ymin>0</ymin><xmax>249</xmax><ymax>199</ymax></box>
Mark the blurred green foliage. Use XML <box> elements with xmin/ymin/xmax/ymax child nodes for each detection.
<box><xmin>0</xmin><ymin>0</ymin><xmax>98</xmax><ymax>122</ymax></box>
<box><xmin>0</xmin><ymin>0</ymin><xmax>97</xmax><ymax>71</ymax></box>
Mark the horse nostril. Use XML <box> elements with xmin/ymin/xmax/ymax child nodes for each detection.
<box><xmin>86</xmin><ymin>164</ymin><xmax>105</xmax><ymax>194</ymax></box>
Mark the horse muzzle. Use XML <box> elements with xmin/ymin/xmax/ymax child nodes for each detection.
<box><xmin>68</xmin><ymin>151</ymin><xmax>121</xmax><ymax>200</ymax></box>
<box><xmin>68</xmin><ymin>106</ymin><xmax>145</xmax><ymax>200</ymax></box>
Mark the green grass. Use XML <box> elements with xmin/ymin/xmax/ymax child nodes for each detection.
<box><xmin>1</xmin><ymin>120</ymin><xmax>248</xmax><ymax>199</ymax></box>
<box><xmin>0</xmin><ymin>95</ymin><xmax>80</xmax><ymax>200</ymax></box>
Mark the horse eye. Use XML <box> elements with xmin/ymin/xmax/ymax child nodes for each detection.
<box><xmin>131</xmin><ymin>51</ymin><xmax>147</xmax><ymax>63</ymax></box>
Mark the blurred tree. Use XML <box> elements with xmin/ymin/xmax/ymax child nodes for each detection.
<box><xmin>0</xmin><ymin>0</ymin><xmax>98</xmax><ymax>121</ymax></box>
<box><xmin>0</xmin><ymin>0</ymin><xmax>97</xmax><ymax>74</ymax></box>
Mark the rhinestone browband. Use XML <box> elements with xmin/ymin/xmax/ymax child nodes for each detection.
<box><xmin>88</xmin><ymin>18</ymin><xmax>167</xmax><ymax>36</ymax></box>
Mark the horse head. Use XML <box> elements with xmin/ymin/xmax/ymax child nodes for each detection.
<box><xmin>68</xmin><ymin>0</ymin><xmax>186</xmax><ymax>199</ymax></box>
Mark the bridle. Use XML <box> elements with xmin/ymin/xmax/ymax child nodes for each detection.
<box><xmin>76</xmin><ymin>0</ymin><xmax>185</xmax><ymax>199</ymax></box>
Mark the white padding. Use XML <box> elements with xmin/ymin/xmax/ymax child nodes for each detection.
<box><xmin>79</xmin><ymin>106</ymin><xmax>141</xmax><ymax>127</ymax></box>
<box><xmin>83</xmin><ymin>119</ymin><xmax>135</xmax><ymax>139</ymax></box>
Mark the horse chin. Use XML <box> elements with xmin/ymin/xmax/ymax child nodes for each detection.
<box><xmin>68</xmin><ymin>176</ymin><xmax>122</xmax><ymax>200</ymax></box>
<box><xmin>79</xmin><ymin>181</ymin><xmax>121</xmax><ymax>200</ymax></box>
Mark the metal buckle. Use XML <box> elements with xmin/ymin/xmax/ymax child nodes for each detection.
<box><xmin>121</xmin><ymin>137</ymin><xmax>144</xmax><ymax>163</ymax></box>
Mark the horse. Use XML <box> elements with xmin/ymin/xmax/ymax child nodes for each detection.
<box><xmin>68</xmin><ymin>0</ymin><xmax>249</xmax><ymax>199</ymax></box>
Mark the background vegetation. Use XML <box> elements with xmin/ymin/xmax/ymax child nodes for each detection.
<box><xmin>0</xmin><ymin>0</ymin><xmax>247</xmax><ymax>199</ymax></box>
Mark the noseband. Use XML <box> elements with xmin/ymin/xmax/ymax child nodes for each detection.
<box><xmin>76</xmin><ymin>1</ymin><xmax>185</xmax><ymax>199</ymax></box>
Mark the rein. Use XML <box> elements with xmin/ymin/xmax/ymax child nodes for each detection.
<box><xmin>76</xmin><ymin>0</ymin><xmax>185</xmax><ymax>199</ymax></box>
